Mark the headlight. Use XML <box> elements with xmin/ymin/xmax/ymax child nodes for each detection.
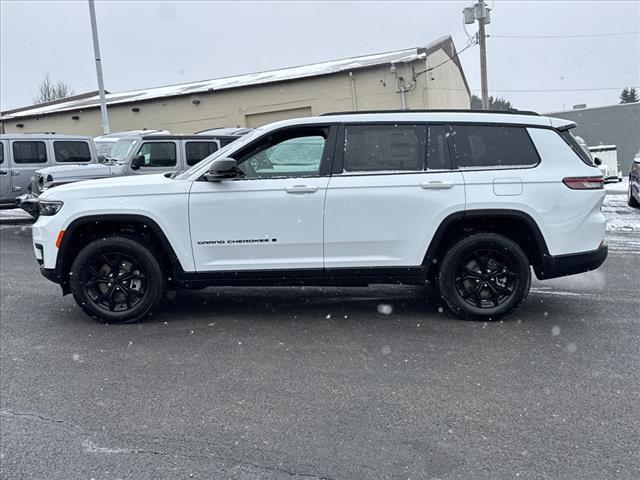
<box><xmin>38</xmin><ymin>200</ymin><xmax>64</xmax><ymax>216</ymax></box>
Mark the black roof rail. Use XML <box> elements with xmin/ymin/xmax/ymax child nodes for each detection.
<box><xmin>320</xmin><ymin>109</ymin><xmax>540</xmax><ymax>116</ymax></box>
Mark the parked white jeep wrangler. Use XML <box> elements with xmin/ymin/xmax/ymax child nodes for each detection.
<box><xmin>30</xmin><ymin>111</ymin><xmax>608</xmax><ymax>323</ymax></box>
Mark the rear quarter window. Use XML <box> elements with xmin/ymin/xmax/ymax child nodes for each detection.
<box><xmin>54</xmin><ymin>141</ymin><xmax>92</xmax><ymax>163</ymax></box>
<box><xmin>452</xmin><ymin>125</ymin><xmax>540</xmax><ymax>169</ymax></box>
<box><xmin>558</xmin><ymin>130</ymin><xmax>595</xmax><ymax>166</ymax></box>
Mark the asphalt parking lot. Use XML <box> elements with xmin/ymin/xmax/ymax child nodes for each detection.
<box><xmin>1</xmin><ymin>191</ymin><xmax>639</xmax><ymax>480</ymax></box>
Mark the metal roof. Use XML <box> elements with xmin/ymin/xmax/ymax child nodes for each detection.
<box><xmin>1</xmin><ymin>36</ymin><xmax>470</xmax><ymax>121</ymax></box>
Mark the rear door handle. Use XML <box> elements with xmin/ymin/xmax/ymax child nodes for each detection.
<box><xmin>420</xmin><ymin>180</ymin><xmax>454</xmax><ymax>190</ymax></box>
<box><xmin>285</xmin><ymin>185</ymin><xmax>318</xmax><ymax>194</ymax></box>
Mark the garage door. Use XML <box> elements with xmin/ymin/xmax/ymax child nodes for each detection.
<box><xmin>245</xmin><ymin>107</ymin><xmax>312</xmax><ymax>128</ymax></box>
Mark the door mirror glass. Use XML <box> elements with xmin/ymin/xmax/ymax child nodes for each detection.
<box><xmin>130</xmin><ymin>154</ymin><xmax>144</xmax><ymax>170</ymax></box>
<box><xmin>205</xmin><ymin>157</ymin><xmax>238</xmax><ymax>181</ymax></box>
<box><xmin>593</xmin><ymin>157</ymin><xmax>602</xmax><ymax>166</ymax></box>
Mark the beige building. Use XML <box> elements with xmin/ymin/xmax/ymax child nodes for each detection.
<box><xmin>1</xmin><ymin>36</ymin><xmax>470</xmax><ymax>136</ymax></box>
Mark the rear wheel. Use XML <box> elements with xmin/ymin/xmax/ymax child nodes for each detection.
<box><xmin>628</xmin><ymin>177</ymin><xmax>639</xmax><ymax>208</ymax></box>
<box><xmin>70</xmin><ymin>236</ymin><xmax>165</xmax><ymax>323</ymax></box>
<box><xmin>437</xmin><ymin>233</ymin><xmax>531</xmax><ymax>321</ymax></box>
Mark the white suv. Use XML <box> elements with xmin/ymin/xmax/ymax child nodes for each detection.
<box><xmin>30</xmin><ymin>111</ymin><xmax>608</xmax><ymax>323</ymax></box>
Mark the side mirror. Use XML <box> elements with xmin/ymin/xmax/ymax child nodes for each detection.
<box><xmin>634</xmin><ymin>156</ymin><xmax>640</xmax><ymax>164</ymax></box>
<box><xmin>130</xmin><ymin>155</ymin><xmax>144</xmax><ymax>170</ymax></box>
<box><xmin>593</xmin><ymin>157</ymin><xmax>602</xmax><ymax>166</ymax></box>
<box><xmin>205</xmin><ymin>157</ymin><xmax>238</xmax><ymax>182</ymax></box>
<box><xmin>97</xmin><ymin>155</ymin><xmax>107</xmax><ymax>163</ymax></box>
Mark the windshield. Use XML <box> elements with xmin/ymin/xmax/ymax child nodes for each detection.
<box><xmin>108</xmin><ymin>138</ymin><xmax>138</xmax><ymax>162</ymax></box>
<box><xmin>94</xmin><ymin>140</ymin><xmax>115</xmax><ymax>156</ymax></box>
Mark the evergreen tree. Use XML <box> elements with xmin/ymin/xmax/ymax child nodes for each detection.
<box><xmin>619</xmin><ymin>87</ymin><xmax>639</xmax><ymax>104</ymax></box>
<box><xmin>470</xmin><ymin>94</ymin><xmax>513</xmax><ymax>110</ymax></box>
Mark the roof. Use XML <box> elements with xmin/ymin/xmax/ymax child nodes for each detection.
<box><xmin>257</xmin><ymin>111</ymin><xmax>573</xmax><ymax>130</ymax></box>
<box><xmin>0</xmin><ymin>133</ymin><xmax>92</xmax><ymax>140</ymax></box>
<box><xmin>1</xmin><ymin>36</ymin><xmax>470</xmax><ymax>121</ymax></box>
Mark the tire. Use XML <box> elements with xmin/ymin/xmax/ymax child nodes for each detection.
<box><xmin>437</xmin><ymin>233</ymin><xmax>531</xmax><ymax>321</ymax></box>
<box><xmin>69</xmin><ymin>236</ymin><xmax>165</xmax><ymax>323</ymax></box>
<box><xmin>628</xmin><ymin>177</ymin><xmax>639</xmax><ymax>208</ymax></box>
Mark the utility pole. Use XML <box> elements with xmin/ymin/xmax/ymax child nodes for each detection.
<box><xmin>88</xmin><ymin>0</ymin><xmax>110</xmax><ymax>134</ymax></box>
<box><xmin>463</xmin><ymin>1</ymin><xmax>492</xmax><ymax>110</ymax></box>
<box><xmin>477</xmin><ymin>0</ymin><xmax>489</xmax><ymax>110</ymax></box>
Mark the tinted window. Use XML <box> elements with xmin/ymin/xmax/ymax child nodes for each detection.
<box><xmin>54</xmin><ymin>141</ymin><xmax>91</xmax><ymax>163</ymax></box>
<box><xmin>185</xmin><ymin>141</ymin><xmax>218</xmax><ymax>166</ymax></box>
<box><xmin>453</xmin><ymin>125</ymin><xmax>540</xmax><ymax>168</ymax></box>
<box><xmin>238</xmin><ymin>134</ymin><xmax>325</xmax><ymax>178</ymax></box>
<box><xmin>12</xmin><ymin>141</ymin><xmax>47</xmax><ymax>164</ymax></box>
<box><xmin>343</xmin><ymin>124</ymin><xmax>425</xmax><ymax>172</ymax></box>
<box><xmin>0</xmin><ymin>143</ymin><xmax>3</xmax><ymax>164</ymax></box>
<box><xmin>559</xmin><ymin>130</ymin><xmax>595</xmax><ymax>166</ymax></box>
<box><xmin>136</xmin><ymin>142</ymin><xmax>177</xmax><ymax>167</ymax></box>
<box><xmin>427</xmin><ymin>125</ymin><xmax>451</xmax><ymax>170</ymax></box>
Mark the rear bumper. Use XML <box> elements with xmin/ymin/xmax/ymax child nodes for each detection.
<box><xmin>535</xmin><ymin>244</ymin><xmax>608</xmax><ymax>280</ymax></box>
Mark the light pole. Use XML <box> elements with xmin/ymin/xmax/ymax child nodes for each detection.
<box><xmin>88</xmin><ymin>0</ymin><xmax>110</xmax><ymax>134</ymax></box>
<box><xmin>464</xmin><ymin>1</ymin><xmax>492</xmax><ymax>110</ymax></box>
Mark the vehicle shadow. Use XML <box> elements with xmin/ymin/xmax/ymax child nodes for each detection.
<box><xmin>148</xmin><ymin>284</ymin><xmax>451</xmax><ymax>324</ymax></box>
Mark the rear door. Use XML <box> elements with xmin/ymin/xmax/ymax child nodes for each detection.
<box><xmin>323</xmin><ymin>123</ymin><xmax>465</xmax><ymax>268</ymax></box>
<box><xmin>183</xmin><ymin>140</ymin><xmax>219</xmax><ymax>170</ymax></box>
<box><xmin>9</xmin><ymin>139</ymin><xmax>50</xmax><ymax>197</ymax></box>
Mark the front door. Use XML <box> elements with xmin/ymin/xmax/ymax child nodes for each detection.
<box><xmin>324</xmin><ymin>123</ymin><xmax>466</xmax><ymax>268</ymax></box>
<box><xmin>189</xmin><ymin>126</ymin><xmax>336</xmax><ymax>272</ymax></box>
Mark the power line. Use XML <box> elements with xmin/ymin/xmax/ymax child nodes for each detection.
<box><xmin>414</xmin><ymin>39</ymin><xmax>477</xmax><ymax>78</ymax></box>
<box><xmin>428</xmin><ymin>86</ymin><xmax>640</xmax><ymax>93</ymax></box>
<box><xmin>489</xmin><ymin>31</ymin><xmax>640</xmax><ymax>39</ymax></box>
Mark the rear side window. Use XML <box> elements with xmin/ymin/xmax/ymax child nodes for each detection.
<box><xmin>136</xmin><ymin>142</ymin><xmax>177</xmax><ymax>167</ymax></box>
<box><xmin>12</xmin><ymin>141</ymin><xmax>47</xmax><ymax>164</ymax></box>
<box><xmin>343</xmin><ymin>124</ymin><xmax>426</xmax><ymax>172</ymax></box>
<box><xmin>54</xmin><ymin>141</ymin><xmax>91</xmax><ymax>163</ymax></box>
<box><xmin>0</xmin><ymin>143</ymin><xmax>3</xmax><ymax>164</ymax></box>
<box><xmin>185</xmin><ymin>141</ymin><xmax>218</xmax><ymax>166</ymax></box>
<box><xmin>452</xmin><ymin>125</ymin><xmax>540</xmax><ymax>169</ymax></box>
<box><xmin>558</xmin><ymin>130</ymin><xmax>595</xmax><ymax>166</ymax></box>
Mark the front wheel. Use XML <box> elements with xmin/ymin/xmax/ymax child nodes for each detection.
<box><xmin>437</xmin><ymin>233</ymin><xmax>531</xmax><ymax>321</ymax></box>
<box><xmin>70</xmin><ymin>236</ymin><xmax>165</xmax><ymax>323</ymax></box>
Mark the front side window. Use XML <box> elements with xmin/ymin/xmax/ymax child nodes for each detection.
<box><xmin>452</xmin><ymin>125</ymin><xmax>540</xmax><ymax>169</ymax></box>
<box><xmin>12</xmin><ymin>141</ymin><xmax>47</xmax><ymax>164</ymax></box>
<box><xmin>54</xmin><ymin>141</ymin><xmax>91</xmax><ymax>163</ymax></box>
<box><xmin>343</xmin><ymin>124</ymin><xmax>426</xmax><ymax>172</ymax></box>
<box><xmin>135</xmin><ymin>142</ymin><xmax>177</xmax><ymax>168</ymax></box>
<box><xmin>186</xmin><ymin>141</ymin><xmax>218</xmax><ymax>166</ymax></box>
<box><xmin>237</xmin><ymin>132</ymin><xmax>326</xmax><ymax>179</ymax></box>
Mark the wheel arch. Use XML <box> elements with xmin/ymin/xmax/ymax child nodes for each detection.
<box><xmin>423</xmin><ymin>209</ymin><xmax>550</xmax><ymax>277</ymax></box>
<box><xmin>55</xmin><ymin>214</ymin><xmax>184</xmax><ymax>294</ymax></box>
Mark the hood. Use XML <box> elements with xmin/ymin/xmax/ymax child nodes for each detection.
<box><xmin>40</xmin><ymin>173</ymin><xmax>188</xmax><ymax>200</ymax></box>
<box><xmin>36</xmin><ymin>163</ymin><xmax>112</xmax><ymax>180</ymax></box>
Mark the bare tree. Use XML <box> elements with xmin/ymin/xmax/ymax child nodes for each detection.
<box><xmin>33</xmin><ymin>73</ymin><xmax>75</xmax><ymax>104</ymax></box>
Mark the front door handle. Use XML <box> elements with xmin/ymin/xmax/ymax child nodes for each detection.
<box><xmin>420</xmin><ymin>180</ymin><xmax>454</xmax><ymax>190</ymax></box>
<box><xmin>0</xmin><ymin>170</ymin><xmax>8</xmax><ymax>175</ymax></box>
<box><xmin>285</xmin><ymin>185</ymin><xmax>318</xmax><ymax>194</ymax></box>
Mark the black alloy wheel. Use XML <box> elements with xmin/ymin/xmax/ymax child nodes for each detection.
<box><xmin>70</xmin><ymin>236</ymin><xmax>165</xmax><ymax>323</ymax></box>
<box><xmin>438</xmin><ymin>233</ymin><xmax>531</xmax><ymax>320</ymax></box>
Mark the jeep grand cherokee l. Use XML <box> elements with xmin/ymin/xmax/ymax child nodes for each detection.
<box><xmin>29</xmin><ymin>111</ymin><xmax>607</xmax><ymax>323</ymax></box>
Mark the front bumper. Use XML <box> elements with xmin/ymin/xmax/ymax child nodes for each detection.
<box><xmin>16</xmin><ymin>192</ymin><xmax>39</xmax><ymax>215</ymax></box>
<box><xmin>535</xmin><ymin>243</ymin><xmax>608</xmax><ymax>280</ymax></box>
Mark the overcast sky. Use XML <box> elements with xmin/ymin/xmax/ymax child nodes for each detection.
<box><xmin>1</xmin><ymin>0</ymin><xmax>638</xmax><ymax>113</ymax></box>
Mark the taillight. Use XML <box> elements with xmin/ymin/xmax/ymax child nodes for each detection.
<box><xmin>562</xmin><ymin>176</ymin><xmax>604</xmax><ymax>190</ymax></box>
